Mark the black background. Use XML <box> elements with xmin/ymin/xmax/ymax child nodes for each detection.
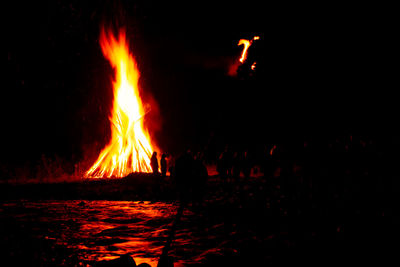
<box><xmin>4</xmin><ymin>1</ymin><xmax>398</xmax><ymax>168</ymax></box>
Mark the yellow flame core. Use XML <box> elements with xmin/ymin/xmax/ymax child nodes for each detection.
<box><xmin>238</xmin><ymin>39</ymin><xmax>251</xmax><ymax>63</ymax></box>
<box><xmin>85</xmin><ymin>28</ymin><xmax>154</xmax><ymax>178</ymax></box>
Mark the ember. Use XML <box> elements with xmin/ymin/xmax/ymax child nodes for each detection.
<box><xmin>85</xmin><ymin>28</ymin><xmax>156</xmax><ymax>178</ymax></box>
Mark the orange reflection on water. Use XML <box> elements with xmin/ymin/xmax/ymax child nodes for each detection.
<box><xmin>2</xmin><ymin>200</ymin><xmax>225</xmax><ymax>267</ymax></box>
<box><xmin>77</xmin><ymin>201</ymin><xmax>176</xmax><ymax>266</ymax></box>
<box><xmin>10</xmin><ymin>200</ymin><xmax>178</xmax><ymax>267</ymax></box>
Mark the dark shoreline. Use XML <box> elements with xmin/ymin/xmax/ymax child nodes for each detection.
<box><xmin>0</xmin><ymin>174</ymin><xmax>177</xmax><ymax>201</ymax></box>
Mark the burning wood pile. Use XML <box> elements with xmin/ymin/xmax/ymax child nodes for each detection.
<box><xmin>85</xmin><ymin>28</ymin><xmax>156</xmax><ymax>178</ymax></box>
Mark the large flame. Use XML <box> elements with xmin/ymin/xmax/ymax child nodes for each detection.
<box><xmin>86</xmin><ymin>28</ymin><xmax>154</xmax><ymax>178</ymax></box>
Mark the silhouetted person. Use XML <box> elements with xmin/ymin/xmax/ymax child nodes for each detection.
<box><xmin>224</xmin><ymin>147</ymin><xmax>233</xmax><ymax>177</ymax></box>
<box><xmin>242</xmin><ymin>151</ymin><xmax>252</xmax><ymax>178</ymax></box>
<box><xmin>151</xmin><ymin>151</ymin><xmax>159</xmax><ymax>174</ymax></box>
<box><xmin>217</xmin><ymin>147</ymin><xmax>233</xmax><ymax>179</ymax></box>
<box><xmin>174</xmin><ymin>150</ymin><xmax>195</xmax><ymax>201</ymax></box>
<box><xmin>168</xmin><ymin>164</ymin><xmax>175</xmax><ymax>178</ymax></box>
<box><xmin>232</xmin><ymin>151</ymin><xmax>242</xmax><ymax>179</ymax></box>
<box><xmin>217</xmin><ymin>152</ymin><xmax>226</xmax><ymax>178</ymax></box>
<box><xmin>161</xmin><ymin>153</ymin><xmax>168</xmax><ymax>177</ymax></box>
<box><xmin>193</xmin><ymin>153</ymin><xmax>208</xmax><ymax>202</ymax></box>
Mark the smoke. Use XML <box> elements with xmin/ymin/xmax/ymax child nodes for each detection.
<box><xmin>228</xmin><ymin>60</ymin><xmax>241</xmax><ymax>76</ymax></box>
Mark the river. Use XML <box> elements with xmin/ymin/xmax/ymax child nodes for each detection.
<box><xmin>1</xmin><ymin>200</ymin><xmax>233</xmax><ymax>266</ymax></box>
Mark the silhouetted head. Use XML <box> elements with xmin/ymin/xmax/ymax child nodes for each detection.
<box><xmin>152</xmin><ymin>151</ymin><xmax>157</xmax><ymax>157</ymax></box>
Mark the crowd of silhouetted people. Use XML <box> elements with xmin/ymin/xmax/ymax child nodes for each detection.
<box><xmin>150</xmin><ymin>152</ymin><xmax>170</xmax><ymax>178</ymax></box>
<box><xmin>150</xmin><ymin>150</ymin><xmax>208</xmax><ymax>202</ymax></box>
<box><xmin>149</xmin><ymin>134</ymin><xmax>394</xmax><ymax>216</ymax></box>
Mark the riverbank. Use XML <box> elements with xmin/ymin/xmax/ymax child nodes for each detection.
<box><xmin>0</xmin><ymin>173</ymin><xmax>176</xmax><ymax>201</ymax></box>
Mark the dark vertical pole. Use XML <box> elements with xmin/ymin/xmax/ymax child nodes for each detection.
<box><xmin>157</xmin><ymin>201</ymin><xmax>185</xmax><ymax>267</ymax></box>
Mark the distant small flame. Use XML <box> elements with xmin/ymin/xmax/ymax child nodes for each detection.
<box><xmin>238</xmin><ymin>36</ymin><xmax>260</xmax><ymax>67</ymax></box>
<box><xmin>238</xmin><ymin>39</ymin><xmax>251</xmax><ymax>63</ymax></box>
<box><xmin>270</xmin><ymin>145</ymin><xmax>277</xmax><ymax>156</ymax></box>
<box><xmin>251</xmin><ymin>62</ymin><xmax>257</xmax><ymax>70</ymax></box>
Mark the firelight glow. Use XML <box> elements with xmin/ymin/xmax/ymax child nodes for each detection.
<box><xmin>85</xmin><ymin>28</ymin><xmax>154</xmax><ymax>178</ymax></box>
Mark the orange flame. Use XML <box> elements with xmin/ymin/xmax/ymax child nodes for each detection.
<box><xmin>270</xmin><ymin>145</ymin><xmax>277</xmax><ymax>156</ymax></box>
<box><xmin>85</xmin><ymin>28</ymin><xmax>155</xmax><ymax>178</ymax></box>
<box><xmin>238</xmin><ymin>39</ymin><xmax>251</xmax><ymax>63</ymax></box>
<box><xmin>238</xmin><ymin>36</ymin><xmax>260</xmax><ymax>64</ymax></box>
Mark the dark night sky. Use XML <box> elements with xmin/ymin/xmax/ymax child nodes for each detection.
<box><xmin>4</xmin><ymin>1</ymin><xmax>398</xmax><ymax>166</ymax></box>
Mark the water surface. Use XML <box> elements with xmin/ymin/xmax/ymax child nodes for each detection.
<box><xmin>1</xmin><ymin>200</ymin><xmax>229</xmax><ymax>266</ymax></box>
